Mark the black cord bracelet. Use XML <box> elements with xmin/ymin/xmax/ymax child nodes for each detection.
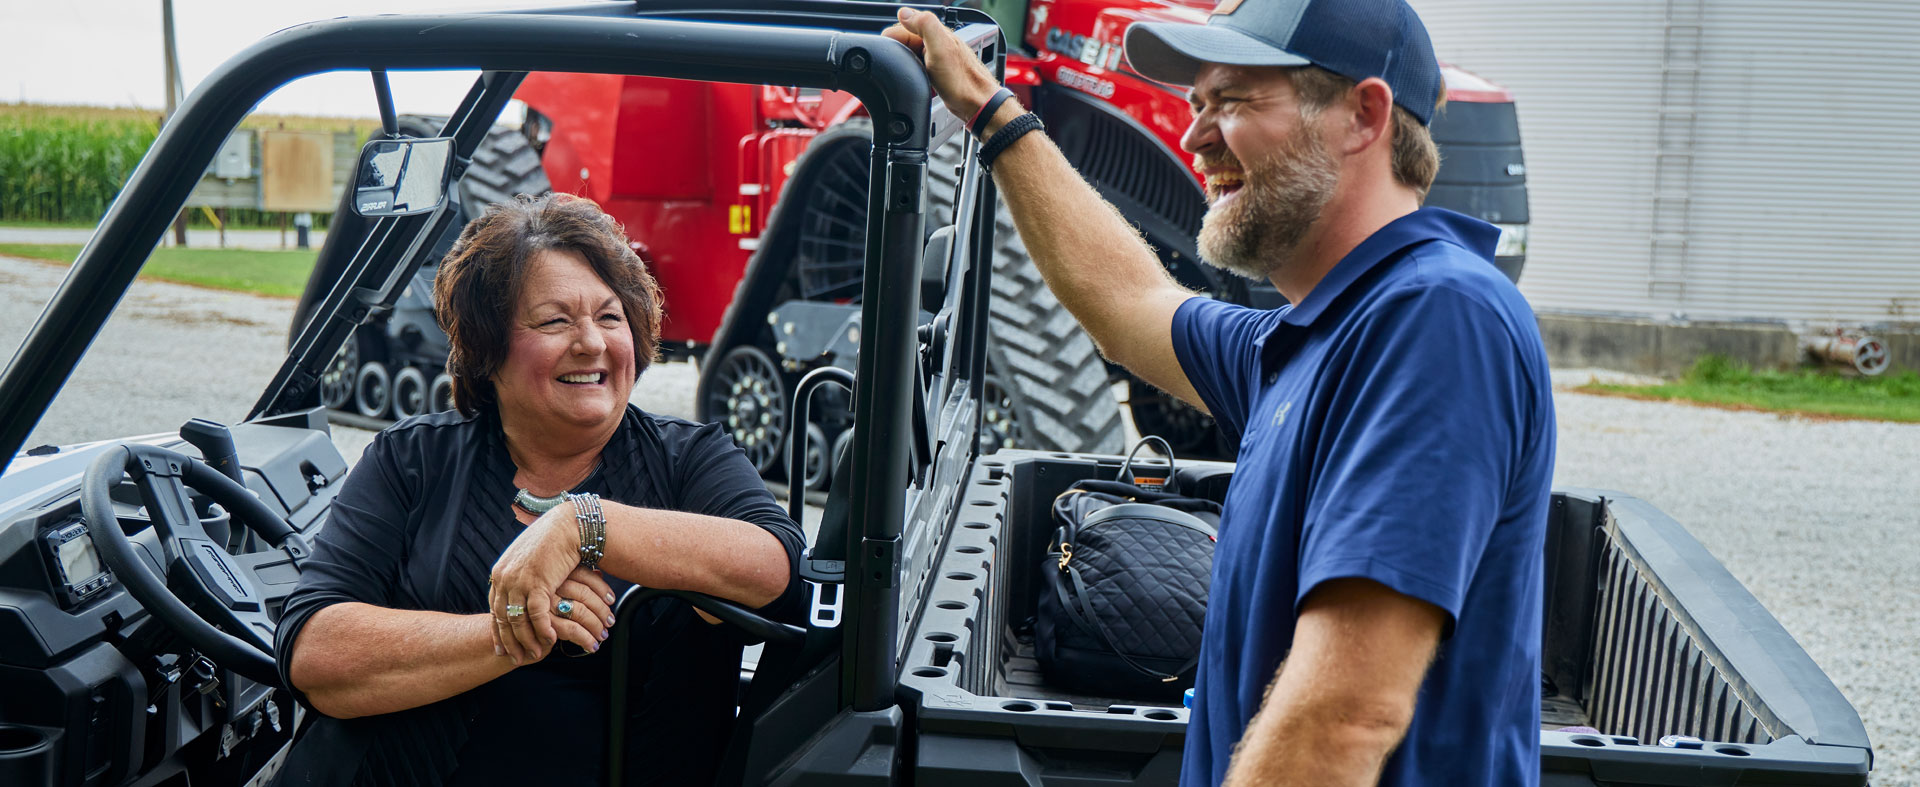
<box><xmin>978</xmin><ymin>112</ymin><xmax>1044</xmax><ymax>171</ymax></box>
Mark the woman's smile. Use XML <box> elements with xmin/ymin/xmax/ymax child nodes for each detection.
<box><xmin>556</xmin><ymin>370</ymin><xmax>607</xmax><ymax>386</ymax></box>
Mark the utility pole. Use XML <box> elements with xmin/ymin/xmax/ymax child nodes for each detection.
<box><xmin>163</xmin><ymin>0</ymin><xmax>188</xmax><ymax>246</ymax></box>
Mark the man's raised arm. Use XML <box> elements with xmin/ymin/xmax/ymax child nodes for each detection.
<box><xmin>885</xmin><ymin>9</ymin><xmax>1205</xmax><ymax>411</ymax></box>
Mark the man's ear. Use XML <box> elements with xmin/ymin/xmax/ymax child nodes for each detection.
<box><xmin>1335</xmin><ymin>77</ymin><xmax>1396</xmax><ymax>157</ymax></box>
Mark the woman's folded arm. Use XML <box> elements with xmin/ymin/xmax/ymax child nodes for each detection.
<box><xmin>287</xmin><ymin>603</ymin><xmax>511</xmax><ymax>719</ymax></box>
<box><xmin>596</xmin><ymin>505</ymin><xmax>791</xmax><ymax>609</ymax></box>
<box><xmin>595</xmin><ymin>421</ymin><xmax>802</xmax><ymax>613</ymax></box>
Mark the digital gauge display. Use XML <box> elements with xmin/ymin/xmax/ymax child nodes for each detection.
<box><xmin>44</xmin><ymin>520</ymin><xmax>113</xmax><ymax>607</ymax></box>
<box><xmin>59</xmin><ymin>533</ymin><xmax>103</xmax><ymax>583</ymax></box>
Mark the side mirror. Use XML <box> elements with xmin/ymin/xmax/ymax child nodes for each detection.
<box><xmin>351</xmin><ymin>137</ymin><xmax>454</xmax><ymax>217</ymax></box>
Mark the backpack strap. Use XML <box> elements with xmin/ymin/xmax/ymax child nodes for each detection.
<box><xmin>1057</xmin><ymin>561</ymin><xmax>1199</xmax><ymax>683</ymax></box>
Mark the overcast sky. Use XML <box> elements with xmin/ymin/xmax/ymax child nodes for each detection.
<box><xmin>2</xmin><ymin>0</ymin><xmax>586</xmax><ymax>117</ymax></box>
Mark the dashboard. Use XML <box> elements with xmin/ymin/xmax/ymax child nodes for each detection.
<box><xmin>0</xmin><ymin>414</ymin><xmax>345</xmax><ymax>787</ymax></box>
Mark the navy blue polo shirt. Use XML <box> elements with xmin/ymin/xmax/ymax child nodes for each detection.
<box><xmin>1173</xmin><ymin>208</ymin><xmax>1554</xmax><ymax>785</ymax></box>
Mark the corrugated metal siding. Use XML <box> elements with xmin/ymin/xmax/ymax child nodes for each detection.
<box><xmin>1411</xmin><ymin>0</ymin><xmax>1920</xmax><ymax>324</ymax></box>
<box><xmin>1681</xmin><ymin>0</ymin><xmax>1920</xmax><ymax>323</ymax></box>
<box><xmin>1413</xmin><ymin>0</ymin><xmax>1670</xmax><ymax>317</ymax></box>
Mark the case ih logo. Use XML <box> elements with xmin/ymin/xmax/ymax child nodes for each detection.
<box><xmin>1045</xmin><ymin>27</ymin><xmax>1123</xmax><ymax>71</ymax></box>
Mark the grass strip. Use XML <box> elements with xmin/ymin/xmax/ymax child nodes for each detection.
<box><xmin>1576</xmin><ymin>355</ymin><xmax>1920</xmax><ymax>423</ymax></box>
<box><xmin>0</xmin><ymin>243</ymin><xmax>317</xmax><ymax>298</ymax></box>
<box><xmin>0</xmin><ymin>219</ymin><xmax>102</xmax><ymax>230</ymax></box>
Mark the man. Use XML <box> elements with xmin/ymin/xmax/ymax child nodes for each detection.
<box><xmin>888</xmin><ymin>0</ymin><xmax>1554</xmax><ymax>784</ymax></box>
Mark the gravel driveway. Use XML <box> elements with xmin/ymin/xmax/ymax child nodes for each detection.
<box><xmin>3</xmin><ymin>253</ymin><xmax>1913</xmax><ymax>783</ymax></box>
<box><xmin>1549</xmin><ymin>375</ymin><xmax>1917</xmax><ymax>784</ymax></box>
<box><xmin>4</xmin><ymin>255</ymin><xmax>301</xmax><ymax>447</ymax></box>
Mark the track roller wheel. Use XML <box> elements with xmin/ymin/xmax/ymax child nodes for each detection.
<box><xmin>355</xmin><ymin>361</ymin><xmax>393</xmax><ymax>419</ymax></box>
<box><xmin>391</xmin><ymin>367</ymin><xmax>431</xmax><ymax>420</ymax></box>
<box><xmin>430</xmin><ymin>373</ymin><xmax>455</xmax><ymax>413</ymax></box>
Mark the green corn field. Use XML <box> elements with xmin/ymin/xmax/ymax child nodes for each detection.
<box><xmin>1</xmin><ymin>103</ymin><xmax>375</xmax><ymax>228</ymax></box>
<box><xmin>0</xmin><ymin>104</ymin><xmax>160</xmax><ymax>225</ymax></box>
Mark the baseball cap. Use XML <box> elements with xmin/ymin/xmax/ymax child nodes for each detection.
<box><xmin>1123</xmin><ymin>0</ymin><xmax>1444</xmax><ymax>125</ymax></box>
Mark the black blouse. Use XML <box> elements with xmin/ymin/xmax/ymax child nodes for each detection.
<box><xmin>271</xmin><ymin>405</ymin><xmax>805</xmax><ymax>786</ymax></box>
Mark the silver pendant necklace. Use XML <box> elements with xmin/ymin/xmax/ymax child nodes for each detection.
<box><xmin>509</xmin><ymin>448</ymin><xmax>599</xmax><ymax>515</ymax></box>
<box><xmin>514</xmin><ymin>487</ymin><xmax>570</xmax><ymax>514</ymax></box>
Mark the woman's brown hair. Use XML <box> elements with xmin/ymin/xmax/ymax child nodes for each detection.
<box><xmin>433</xmin><ymin>193</ymin><xmax>664</xmax><ymax>416</ymax></box>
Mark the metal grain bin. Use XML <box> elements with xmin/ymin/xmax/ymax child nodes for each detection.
<box><xmin>1410</xmin><ymin>0</ymin><xmax>1920</xmax><ymax>325</ymax></box>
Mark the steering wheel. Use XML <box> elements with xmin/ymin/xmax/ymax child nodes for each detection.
<box><xmin>83</xmin><ymin>444</ymin><xmax>313</xmax><ymax>687</ymax></box>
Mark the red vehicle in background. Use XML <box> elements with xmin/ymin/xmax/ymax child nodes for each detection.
<box><xmin>298</xmin><ymin>0</ymin><xmax>1529</xmax><ymax>478</ymax></box>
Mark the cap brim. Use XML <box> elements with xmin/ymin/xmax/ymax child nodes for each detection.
<box><xmin>1124</xmin><ymin>22</ymin><xmax>1310</xmax><ymax>86</ymax></box>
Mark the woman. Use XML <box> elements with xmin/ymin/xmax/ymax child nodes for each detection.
<box><xmin>273</xmin><ymin>194</ymin><xmax>803</xmax><ymax>786</ymax></box>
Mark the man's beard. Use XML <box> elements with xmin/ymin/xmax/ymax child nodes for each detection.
<box><xmin>1195</xmin><ymin>125</ymin><xmax>1340</xmax><ymax>281</ymax></box>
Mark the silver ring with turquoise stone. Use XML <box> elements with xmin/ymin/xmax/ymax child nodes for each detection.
<box><xmin>555</xmin><ymin>599</ymin><xmax>576</xmax><ymax>617</ymax></box>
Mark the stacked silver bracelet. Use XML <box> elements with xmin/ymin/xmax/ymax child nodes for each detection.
<box><xmin>568</xmin><ymin>492</ymin><xmax>606</xmax><ymax>570</ymax></box>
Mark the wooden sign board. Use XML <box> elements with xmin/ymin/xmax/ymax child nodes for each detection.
<box><xmin>261</xmin><ymin>130</ymin><xmax>336</xmax><ymax>212</ymax></box>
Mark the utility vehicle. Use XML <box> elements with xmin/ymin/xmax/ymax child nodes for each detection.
<box><xmin>295</xmin><ymin>0</ymin><xmax>1531</xmax><ymax>473</ymax></box>
<box><xmin>0</xmin><ymin>3</ymin><xmax>1870</xmax><ymax>785</ymax></box>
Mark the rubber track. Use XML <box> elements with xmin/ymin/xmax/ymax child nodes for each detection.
<box><xmin>926</xmin><ymin>137</ymin><xmax>1123</xmax><ymax>454</ymax></box>
<box><xmin>461</xmin><ymin>126</ymin><xmax>551</xmax><ymax>208</ymax></box>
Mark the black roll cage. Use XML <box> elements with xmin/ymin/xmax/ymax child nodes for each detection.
<box><xmin>0</xmin><ymin>0</ymin><xmax>1007</xmax><ymax>715</ymax></box>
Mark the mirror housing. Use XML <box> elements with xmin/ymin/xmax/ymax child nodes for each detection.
<box><xmin>351</xmin><ymin>137</ymin><xmax>454</xmax><ymax>217</ymax></box>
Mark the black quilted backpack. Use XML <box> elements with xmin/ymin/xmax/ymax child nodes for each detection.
<box><xmin>1036</xmin><ymin>438</ymin><xmax>1221</xmax><ymax>700</ymax></box>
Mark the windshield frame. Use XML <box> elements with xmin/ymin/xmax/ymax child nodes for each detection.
<box><xmin>0</xmin><ymin>0</ymin><xmax>1006</xmax><ymax>715</ymax></box>
<box><xmin>0</xmin><ymin>6</ymin><xmax>950</xmax><ymax>469</ymax></box>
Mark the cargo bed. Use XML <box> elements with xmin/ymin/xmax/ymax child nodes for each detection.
<box><xmin>891</xmin><ymin>450</ymin><xmax>1873</xmax><ymax>785</ymax></box>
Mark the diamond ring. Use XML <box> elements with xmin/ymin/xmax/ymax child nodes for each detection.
<box><xmin>505</xmin><ymin>603</ymin><xmax>526</xmax><ymax>618</ymax></box>
<box><xmin>556</xmin><ymin>599</ymin><xmax>576</xmax><ymax>616</ymax></box>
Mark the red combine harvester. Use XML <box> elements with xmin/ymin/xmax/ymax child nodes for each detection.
<box><xmin>296</xmin><ymin>0</ymin><xmax>1529</xmax><ymax>478</ymax></box>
